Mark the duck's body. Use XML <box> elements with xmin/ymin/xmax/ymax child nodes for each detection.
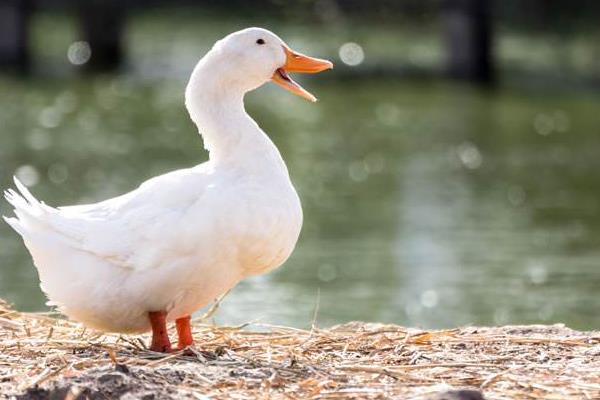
<box><xmin>4</xmin><ymin>28</ymin><xmax>331</xmax><ymax>349</ymax></box>
<box><xmin>7</xmin><ymin>157</ymin><xmax>301</xmax><ymax>333</ymax></box>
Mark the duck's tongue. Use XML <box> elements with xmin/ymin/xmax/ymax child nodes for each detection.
<box><xmin>271</xmin><ymin>46</ymin><xmax>333</xmax><ymax>102</ymax></box>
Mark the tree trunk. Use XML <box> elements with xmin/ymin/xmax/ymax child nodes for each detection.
<box><xmin>442</xmin><ymin>0</ymin><xmax>494</xmax><ymax>85</ymax></box>
<box><xmin>79</xmin><ymin>1</ymin><xmax>125</xmax><ymax>71</ymax></box>
<box><xmin>0</xmin><ymin>0</ymin><xmax>31</xmax><ymax>73</ymax></box>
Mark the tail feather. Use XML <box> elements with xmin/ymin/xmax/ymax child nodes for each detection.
<box><xmin>3</xmin><ymin>177</ymin><xmax>52</xmax><ymax>238</ymax></box>
<box><xmin>4</xmin><ymin>188</ymin><xmax>31</xmax><ymax>211</ymax></box>
<box><xmin>13</xmin><ymin>177</ymin><xmax>45</xmax><ymax>209</ymax></box>
<box><xmin>9</xmin><ymin>177</ymin><xmax>55</xmax><ymax>215</ymax></box>
<box><xmin>4</xmin><ymin>177</ymin><xmax>85</xmax><ymax>244</ymax></box>
<box><xmin>14</xmin><ymin>177</ymin><xmax>32</xmax><ymax>197</ymax></box>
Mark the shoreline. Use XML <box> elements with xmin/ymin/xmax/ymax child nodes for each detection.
<box><xmin>1</xmin><ymin>299</ymin><xmax>599</xmax><ymax>399</ymax></box>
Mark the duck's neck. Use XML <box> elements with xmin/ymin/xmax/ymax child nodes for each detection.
<box><xmin>185</xmin><ymin>59</ymin><xmax>287</xmax><ymax>174</ymax></box>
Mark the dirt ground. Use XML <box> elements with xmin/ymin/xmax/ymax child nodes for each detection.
<box><xmin>1</xmin><ymin>299</ymin><xmax>599</xmax><ymax>399</ymax></box>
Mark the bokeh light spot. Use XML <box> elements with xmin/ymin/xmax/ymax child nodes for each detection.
<box><xmin>456</xmin><ymin>142</ymin><xmax>482</xmax><ymax>170</ymax></box>
<box><xmin>527</xmin><ymin>263</ymin><xmax>548</xmax><ymax>285</ymax></box>
<box><xmin>48</xmin><ymin>163</ymin><xmax>69</xmax><ymax>184</ymax></box>
<box><xmin>38</xmin><ymin>107</ymin><xmax>62</xmax><ymax>129</ymax></box>
<box><xmin>420</xmin><ymin>290</ymin><xmax>438</xmax><ymax>308</ymax></box>
<box><xmin>339</xmin><ymin>42</ymin><xmax>364</xmax><ymax>66</ymax></box>
<box><xmin>533</xmin><ymin>113</ymin><xmax>554</xmax><ymax>136</ymax></box>
<box><xmin>67</xmin><ymin>41</ymin><xmax>92</xmax><ymax>66</ymax></box>
<box><xmin>348</xmin><ymin>161</ymin><xmax>369</xmax><ymax>182</ymax></box>
<box><xmin>15</xmin><ymin>165</ymin><xmax>40</xmax><ymax>187</ymax></box>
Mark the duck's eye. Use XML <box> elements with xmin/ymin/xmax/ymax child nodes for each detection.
<box><xmin>256</xmin><ymin>39</ymin><xmax>265</xmax><ymax>45</ymax></box>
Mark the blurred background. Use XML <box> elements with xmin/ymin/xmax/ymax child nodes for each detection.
<box><xmin>1</xmin><ymin>0</ymin><xmax>600</xmax><ymax>330</ymax></box>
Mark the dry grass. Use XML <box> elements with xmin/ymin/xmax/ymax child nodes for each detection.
<box><xmin>1</xmin><ymin>298</ymin><xmax>600</xmax><ymax>399</ymax></box>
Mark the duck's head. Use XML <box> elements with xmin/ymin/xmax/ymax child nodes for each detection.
<box><xmin>207</xmin><ymin>27</ymin><xmax>333</xmax><ymax>102</ymax></box>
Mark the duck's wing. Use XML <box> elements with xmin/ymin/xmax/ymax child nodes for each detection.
<box><xmin>4</xmin><ymin>164</ymin><xmax>213</xmax><ymax>271</ymax></box>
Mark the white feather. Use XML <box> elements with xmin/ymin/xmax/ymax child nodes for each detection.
<box><xmin>2</xmin><ymin>28</ymin><xmax>303</xmax><ymax>333</ymax></box>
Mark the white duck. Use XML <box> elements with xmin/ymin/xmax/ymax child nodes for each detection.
<box><xmin>3</xmin><ymin>27</ymin><xmax>332</xmax><ymax>352</ymax></box>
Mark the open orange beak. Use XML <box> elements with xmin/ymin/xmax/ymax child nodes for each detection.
<box><xmin>271</xmin><ymin>46</ymin><xmax>333</xmax><ymax>102</ymax></box>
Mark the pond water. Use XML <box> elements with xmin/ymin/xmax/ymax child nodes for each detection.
<box><xmin>2</xmin><ymin>76</ymin><xmax>599</xmax><ymax>331</ymax></box>
<box><xmin>1</xmin><ymin>14</ymin><xmax>600</xmax><ymax>330</ymax></box>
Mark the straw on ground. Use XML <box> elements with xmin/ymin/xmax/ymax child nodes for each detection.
<box><xmin>1</xmin><ymin>299</ymin><xmax>599</xmax><ymax>399</ymax></box>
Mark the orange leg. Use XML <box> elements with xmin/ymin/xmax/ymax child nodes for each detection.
<box><xmin>175</xmin><ymin>315</ymin><xmax>194</xmax><ymax>349</ymax></box>
<box><xmin>148</xmin><ymin>311</ymin><xmax>172</xmax><ymax>353</ymax></box>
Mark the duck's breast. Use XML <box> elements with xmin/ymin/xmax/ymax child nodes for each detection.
<box><xmin>225</xmin><ymin>175</ymin><xmax>303</xmax><ymax>277</ymax></box>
